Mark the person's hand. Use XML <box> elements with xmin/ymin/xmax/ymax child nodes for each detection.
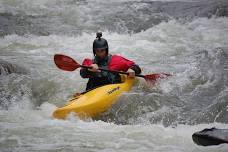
<box><xmin>88</xmin><ymin>64</ymin><xmax>100</xmax><ymax>72</ymax></box>
<box><xmin>127</xmin><ymin>68</ymin><xmax>135</xmax><ymax>78</ymax></box>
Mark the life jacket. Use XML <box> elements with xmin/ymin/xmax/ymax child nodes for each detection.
<box><xmin>93</xmin><ymin>54</ymin><xmax>120</xmax><ymax>83</ymax></box>
<box><xmin>108</xmin><ymin>55</ymin><xmax>135</xmax><ymax>71</ymax></box>
<box><xmin>81</xmin><ymin>54</ymin><xmax>136</xmax><ymax>91</ymax></box>
<box><xmin>81</xmin><ymin>54</ymin><xmax>135</xmax><ymax>83</ymax></box>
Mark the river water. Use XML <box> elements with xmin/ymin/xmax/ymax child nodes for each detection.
<box><xmin>0</xmin><ymin>0</ymin><xmax>228</xmax><ymax>151</ymax></box>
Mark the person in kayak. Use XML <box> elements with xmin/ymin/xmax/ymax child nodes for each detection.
<box><xmin>80</xmin><ymin>32</ymin><xmax>141</xmax><ymax>91</ymax></box>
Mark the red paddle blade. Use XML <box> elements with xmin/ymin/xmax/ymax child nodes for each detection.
<box><xmin>144</xmin><ymin>73</ymin><xmax>172</xmax><ymax>83</ymax></box>
<box><xmin>54</xmin><ymin>54</ymin><xmax>80</xmax><ymax>71</ymax></box>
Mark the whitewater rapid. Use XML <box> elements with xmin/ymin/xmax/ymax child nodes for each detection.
<box><xmin>0</xmin><ymin>0</ymin><xmax>228</xmax><ymax>151</ymax></box>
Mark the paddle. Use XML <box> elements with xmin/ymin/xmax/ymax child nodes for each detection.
<box><xmin>54</xmin><ymin>54</ymin><xmax>171</xmax><ymax>83</ymax></box>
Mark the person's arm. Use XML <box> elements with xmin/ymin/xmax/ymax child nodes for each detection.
<box><xmin>119</xmin><ymin>56</ymin><xmax>141</xmax><ymax>74</ymax></box>
<box><xmin>127</xmin><ymin>64</ymin><xmax>141</xmax><ymax>78</ymax></box>
<box><xmin>80</xmin><ymin>68</ymin><xmax>94</xmax><ymax>78</ymax></box>
<box><xmin>80</xmin><ymin>59</ymin><xmax>98</xmax><ymax>78</ymax></box>
<box><xmin>129</xmin><ymin>64</ymin><xmax>141</xmax><ymax>74</ymax></box>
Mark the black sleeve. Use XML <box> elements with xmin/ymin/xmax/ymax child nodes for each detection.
<box><xmin>130</xmin><ymin>64</ymin><xmax>141</xmax><ymax>74</ymax></box>
<box><xmin>80</xmin><ymin>68</ymin><xmax>96</xmax><ymax>78</ymax></box>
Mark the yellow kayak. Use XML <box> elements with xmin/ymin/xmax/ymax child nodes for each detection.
<box><xmin>53</xmin><ymin>76</ymin><xmax>135</xmax><ymax>119</ymax></box>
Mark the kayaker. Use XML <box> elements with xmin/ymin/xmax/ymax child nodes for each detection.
<box><xmin>80</xmin><ymin>32</ymin><xmax>141</xmax><ymax>91</ymax></box>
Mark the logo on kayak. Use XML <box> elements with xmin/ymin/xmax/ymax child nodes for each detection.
<box><xmin>107</xmin><ymin>86</ymin><xmax>120</xmax><ymax>94</ymax></box>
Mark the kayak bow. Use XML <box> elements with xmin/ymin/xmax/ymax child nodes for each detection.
<box><xmin>53</xmin><ymin>76</ymin><xmax>135</xmax><ymax>119</ymax></box>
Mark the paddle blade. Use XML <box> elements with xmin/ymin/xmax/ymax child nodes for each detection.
<box><xmin>144</xmin><ymin>73</ymin><xmax>172</xmax><ymax>83</ymax></box>
<box><xmin>54</xmin><ymin>54</ymin><xmax>80</xmax><ymax>71</ymax></box>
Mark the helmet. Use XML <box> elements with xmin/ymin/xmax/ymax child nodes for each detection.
<box><xmin>93</xmin><ymin>32</ymin><xmax>109</xmax><ymax>56</ymax></box>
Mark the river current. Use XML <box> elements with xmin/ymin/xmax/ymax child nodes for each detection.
<box><xmin>0</xmin><ymin>0</ymin><xmax>228</xmax><ymax>151</ymax></box>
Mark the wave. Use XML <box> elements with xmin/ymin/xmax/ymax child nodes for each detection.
<box><xmin>0</xmin><ymin>0</ymin><xmax>228</xmax><ymax>36</ymax></box>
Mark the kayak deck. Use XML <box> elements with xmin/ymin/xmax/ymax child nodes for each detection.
<box><xmin>53</xmin><ymin>76</ymin><xmax>135</xmax><ymax>119</ymax></box>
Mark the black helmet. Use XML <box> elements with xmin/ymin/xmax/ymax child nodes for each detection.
<box><xmin>93</xmin><ymin>32</ymin><xmax>109</xmax><ymax>56</ymax></box>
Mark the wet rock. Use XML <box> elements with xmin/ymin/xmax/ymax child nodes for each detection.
<box><xmin>0</xmin><ymin>59</ymin><xmax>27</xmax><ymax>75</ymax></box>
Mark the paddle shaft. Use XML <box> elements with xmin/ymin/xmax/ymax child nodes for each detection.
<box><xmin>53</xmin><ymin>54</ymin><xmax>171</xmax><ymax>82</ymax></box>
<box><xmin>79</xmin><ymin>65</ymin><xmax>145</xmax><ymax>78</ymax></box>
